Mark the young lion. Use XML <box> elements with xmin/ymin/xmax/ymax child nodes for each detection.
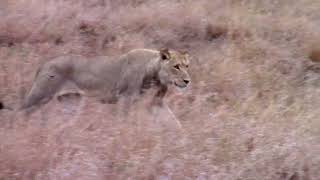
<box><xmin>20</xmin><ymin>48</ymin><xmax>191</xmax><ymax>110</ymax></box>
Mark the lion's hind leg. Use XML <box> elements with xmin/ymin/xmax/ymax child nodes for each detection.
<box><xmin>21</xmin><ymin>66</ymin><xmax>64</xmax><ymax>110</ymax></box>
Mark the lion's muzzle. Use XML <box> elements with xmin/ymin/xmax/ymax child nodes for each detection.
<box><xmin>174</xmin><ymin>79</ymin><xmax>191</xmax><ymax>88</ymax></box>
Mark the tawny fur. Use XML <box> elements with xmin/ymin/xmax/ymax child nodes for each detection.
<box><xmin>21</xmin><ymin>48</ymin><xmax>191</xmax><ymax>110</ymax></box>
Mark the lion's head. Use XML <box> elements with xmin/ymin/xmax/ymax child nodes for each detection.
<box><xmin>158</xmin><ymin>48</ymin><xmax>191</xmax><ymax>88</ymax></box>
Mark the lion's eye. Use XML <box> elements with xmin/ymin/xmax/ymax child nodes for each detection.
<box><xmin>174</xmin><ymin>65</ymin><xmax>180</xmax><ymax>70</ymax></box>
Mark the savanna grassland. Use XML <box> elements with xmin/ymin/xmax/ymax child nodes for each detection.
<box><xmin>0</xmin><ymin>0</ymin><xmax>320</xmax><ymax>179</ymax></box>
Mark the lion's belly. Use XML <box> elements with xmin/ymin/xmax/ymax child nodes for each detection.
<box><xmin>70</xmin><ymin>71</ymin><xmax>108</xmax><ymax>91</ymax></box>
<box><xmin>67</xmin><ymin>58</ymin><xmax>115</xmax><ymax>91</ymax></box>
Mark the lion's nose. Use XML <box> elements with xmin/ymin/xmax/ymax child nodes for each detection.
<box><xmin>183</xmin><ymin>79</ymin><xmax>190</xmax><ymax>84</ymax></box>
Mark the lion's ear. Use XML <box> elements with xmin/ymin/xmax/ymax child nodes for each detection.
<box><xmin>160</xmin><ymin>48</ymin><xmax>170</xmax><ymax>60</ymax></box>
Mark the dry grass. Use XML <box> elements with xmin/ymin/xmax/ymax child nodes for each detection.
<box><xmin>1</xmin><ymin>0</ymin><xmax>320</xmax><ymax>179</ymax></box>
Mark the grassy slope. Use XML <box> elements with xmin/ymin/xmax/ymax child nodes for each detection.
<box><xmin>0</xmin><ymin>0</ymin><xmax>320</xmax><ymax>179</ymax></box>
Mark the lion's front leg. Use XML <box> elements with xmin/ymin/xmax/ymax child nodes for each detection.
<box><xmin>151</xmin><ymin>85</ymin><xmax>168</xmax><ymax>107</ymax></box>
<box><xmin>117</xmin><ymin>72</ymin><xmax>144</xmax><ymax>104</ymax></box>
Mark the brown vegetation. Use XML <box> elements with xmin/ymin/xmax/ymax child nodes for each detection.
<box><xmin>1</xmin><ymin>0</ymin><xmax>320</xmax><ymax>179</ymax></box>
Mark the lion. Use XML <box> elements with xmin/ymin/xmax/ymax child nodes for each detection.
<box><xmin>20</xmin><ymin>48</ymin><xmax>191</xmax><ymax>110</ymax></box>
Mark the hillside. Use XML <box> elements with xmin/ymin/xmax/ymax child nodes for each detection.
<box><xmin>0</xmin><ymin>0</ymin><xmax>320</xmax><ymax>179</ymax></box>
